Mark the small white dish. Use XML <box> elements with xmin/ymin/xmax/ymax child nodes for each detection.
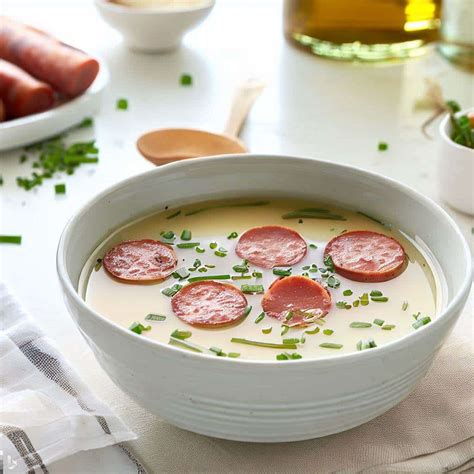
<box><xmin>0</xmin><ymin>65</ymin><xmax>109</xmax><ymax>152</ymax></box>
<box><xmin>57</xmin><ymin>154</ymin><xmax>471</xmax><ymax>442</ymax></box>
<box><xmin>438</xmin><ymin>108</ymin><xmax>474</xmax><ymax>215</ymax></box>
<box><xmin>94</xmin><ymin>0</ymin><xmax>215</xmax><ymax>52</ymax></box>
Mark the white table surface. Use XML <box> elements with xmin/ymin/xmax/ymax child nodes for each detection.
<box><xmin>1</xmin><ymin>1</ymin><xmax>473</xmax><ymax>472</ymax></box>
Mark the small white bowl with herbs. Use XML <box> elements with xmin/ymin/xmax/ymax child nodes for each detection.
<box><xmin>438</xmin><ymin>103</ymin><xmax>474</xmax><ymax>215</ymax></box>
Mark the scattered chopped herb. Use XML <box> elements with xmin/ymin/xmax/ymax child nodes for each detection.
<box><xmin>0</xmin><ymin>235</ymin><xmax>22</xmax><ymax>244</ymax></box>
<box><xmin>276</xmin><ymin>352</ymin><xmax>302</xmax><ymax>360</ymax></box>
<box><xmin>241</xmin><ymin>284</ymin><xmax>264</xmax><ymax>294</ymax></box>
<box><xmin>227</xmin><ymin>352</ymin><xmax>240</xmax><ymax>358</ymax></box>
<box><xmin>171</xmin><ymin>329</ymin><xmax>192</xmax><ymax>340</ymax></box>
<box><xmin>336</xmin><ymin>301</ymin><xmax>348</xmax><ymax>309</ymax></box>
<box><xmin>282</xmin><ymin>208</ymin><xmax>347</xmax><ymax>221</ymax></box>
<box><xmin>357</xmin><ymin>338</ymin><xmax>377</xmax><ymax>350</ymax></box>
<box><xmin>273</xmin><ymin>268</ymin><xmax>292</xmax><ymax>277</ymax></box>
<box><xmin>161</xmin><ymin>230</ymin><xmax>175</xmax><ymax>240</ymax></box>
<box><xmin>309</xmin><ymin>243</ymin><xmax>318</xmax><ymax>249</ymax></box>
<box><xmin>180</xmin><ymin>229</ymin><xmax>192</xmax><ymax>241</ymax></box>
<box><xmin>370</xmin><ymin>290</ymin><xmax>383</xmax><ymax>297</ymax></box>
<box><xmin>281</xmin><ymin>325</ymin><xmax>290</xmax><ymax>336</ymax></box>
<box><xmin>285</xmin><ymin>311</ymin><xmax>294</xmax><ymax>321</ymax></box>
<box><xmin>326</xmin><ymin>275</ymin><xmax>340</xmax><ymax>288</ymax></box>
<box><xmin>196</xmin><ymin>246</ymin><xmax>205</xmax><ymax>253</ymax></box>
<box><xmin>205</xmin><ymin>264</ymin><xmax>216</xmax><ymax>269</ymax></box>
<box><xmin>215</xmin><ymin>250</ymin><xmax>227</xmax><ymax>257</ymax></box>
<box><xmin>343</xmin><ymin>289</ymin><xmax>353</xmax><ymax>296</ymax></box>
<box><xmin>323</xmin><ymin>329</ymin><xmax>334</xmax><ymax>335</ymax></box>
<box><xmin>187</xmin><ymin>274</ymin><xmax>230</xmax><ymax>283</ymax></box>
<box><xmin>254</xmin><ymin>312</ymin><xmax>265</xmax><ymax>324</ymax></box>
<box><xmin>180</xmin><ymin>73</ymin><xmax>193</xmax><ymax>86</ymax></box>
<box><xmin>78</xmin><ymin>117</ymin><xmax>93</xmax><ymax>128</ymax></box>
<box><xmin>323</xmin><ymin>254</ymin><xmax>335</xmax><ymax>272</ymax></box>
<box><xmin>319</xmin><ymin>343</ymin><xmax>343</xmax><ymax>349</ymax></box>
<box><xmin>55</xmin><ymin>183</ymin><xmax>66</xmax><ymax>194</ymax></box>
<box><xmin>357</xmin><ymin>211</ymin><xmax>392</xmax><ymax>229</ymax></box>
<box><xmin>161</xmin><ymin>284</ymin><xmax>182</xmax><ymax>297</ymax></box>
<box><xmin>243</xmin><ymin>306</ymin><xmax>252</xmax><ymax>318</ymax></box>
<box><xmin>252</xmin><ymin>271</ymin><xmax>263</xmax><ymax>279</ymax></box>
<box><xmin>402</xmin><ymin>301</ymin><xmax>409</xmax><ymax>311</ymax></box>
<box><xmin>230</xmin><ymin>338</ymin><xmax>297</xmax><ymax>349</ymax></box>
<box><xmin>94</xmin><ymin>258</ymin><xmax>103</xmax><ymax>271</ymax></box>
<box><xmin>209</xmin><ymin>346</ymin><xmax>225</xmax><ymax>356</ymax></box>
<box><xmin>413</xmin><ymin>311</ymin><xmax>421</xmax><ymax>320</ymax></box>
<box><xmin>282</xmin><ymin>338</ymin><xmax>300</xmax><ymax>345</ymax></box>
<box><xmin>378</xmin><ymin>141</ymin><xmax>388</xmax><ymax>151</ymax></box>
<box><xmin>262</xmin><ymin>326</ymin><xmax>272</xmax><ymax>334</ymax></box>
<box><xmin>373</xmin><ymin>318</ymin><xmax>385</xmax><ymax>326</ymax></box>
<box><xmin>177</xmin><ymin>242</ymin><xmax>200</xmax><ymax>249</ymax></box>
<box><xmin>116</xmin><ymin>98</ymin><xmax>128</xmax><ymax>110</ymax></box>
<box><xmin>227</xmin><ymin>231</ymin><xmax>238</xmax><ymax>239</ymax></box>
<box><xmin>129</xmin><ymin>322</ymin><xmax>151</xmax><ymax>335</ymax></box>
<box><xmin>360</xmin><ymin>293</ymin><xmax>369</xmax><ymax>306</ymax></box>
<box><xmin>209</xmin><ymin>242</ymin><xmax>218</xmax><ymax>249</ymax></box>
<box><xmin>353</xmin><ymin>300</ymin><xmax>360</xmax><ymax>307</ymax></box>
<box><xmin>382</xmin><ymin>324</ymin><xmax>396</xmax><ymax>330</ymax></box>
<box><xmin>185</xmin><ymin>201</ymin><xmax>270</xmax><ymax>216</ymax></box>
<box><xmin>412</xmin><ymin>316</ymin><xmax>431</xmax><ymax>329</ymax></box>
<box><xmin>198</xmin><ymin>267</ymin><xmax>208</xmax><ymax>273</ymax></box>
<box><xmin>169</xmin><ymin>336</ymin><xmax>203</xmax><ymax>353</ymax></box>
<box><xmin>371</xmin><ymin>296</ymin><xmax>389</xmax><ymax>302</ymax></box>
<box><xmin>145</xmin><ymin>314</ymin><xmax>167</xmax><ymax>322</ymax></box>
<box><xmin>191</xmin><ymin>258</ymin><xmax>202</xmax><ymax>269</ymax></box>
<box><xmin>305</xmin><ymin>326</ymin><xmax>320</xmax><ymax>335</ymax></box>
<box><xmin>166</xmin><ymin>210</ymin><xmax>181</xmax><ymax>219</ymax></box>
<box><xmin>232</xmin><ymin>263</ymin><xmax>249</xmax><ymax>273</ymax></box>
<box><xmin>172</xmin><ymin>267</ymin><xmax>190</xmax><ymax>280</ymax></box>
<box><xmin>231</xmin><ymin>275</ymin><xmax>252</xmax><ymax>280</ymax></box>
<box><xmin>350</xmin><ymin>322</ymin><xmax>372</xmax><ymax>328</ymax></box>
<box><xmin>302</xmin><ymin>265</ymin><xmax>310</xmax><ymax>270</ymax></box>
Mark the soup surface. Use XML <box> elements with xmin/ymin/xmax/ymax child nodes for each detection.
<box><xmin>80</xmin><ymin>199</ymin><xmax>441</xmax><ymax>361</ymax></box>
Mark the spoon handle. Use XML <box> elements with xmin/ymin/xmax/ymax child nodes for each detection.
<box><xmin>223</xmin><ymin>78</ymin><xmax>265</xmax><ymax>138</ymax></box>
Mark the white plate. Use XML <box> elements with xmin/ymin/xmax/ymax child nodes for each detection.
<box><xmin>0</xmin><ymin>64</ymin><xmax>109</xmax><ymax>151</ymax></box>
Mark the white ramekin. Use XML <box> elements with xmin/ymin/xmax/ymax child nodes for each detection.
<box><xmin>438</xmin><ymin>108</ymin><xmax>474</xmax><ymax>215</ymax></box>
<box><xmin>57</xmin><ymin>155</ymin><xmax>472</xmax><ymax>442</ymax></box>
<box><xmin>95</xmin><ymin>0</ymin><xmax>215</xmax><ymax>52</ymax></box>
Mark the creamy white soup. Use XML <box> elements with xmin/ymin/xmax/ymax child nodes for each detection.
<box><xmin>79</xmin><ymin>199</ymin><xmax>442</xmax><ymax>361</ymax></box>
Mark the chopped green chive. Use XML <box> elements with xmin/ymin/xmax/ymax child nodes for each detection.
<box><xmin>370</xmin><ymin>290</ymin><xmax>383</xmax><ymax>297</ymax></box>
<box><xmin>145</xmin><ymin>314</ymin><xmax>166</xmax><ymax>322</ymax></box>
<box><xmin>336</xmin><ymin>301</ymin><xmax>348</xmax><ymax>309</ymax></box>
<box><xmin>228</xmin><ymin>352</ymin><xmax>240</xmax><ymax>358</ymax></box>
<box><xmin>373</xmin><ymin>318</ymin><xmax>385</xmax><ymax>326</ymax></box>
<box><xmin>350</xmin><ymin>322</ymin><xmax>372</xmax><ymax>328</ymax></box>
<box><xmin>232</xmin><ymin>263</ymin><xmax>249</xmax><ymax>273</ymax></box>
<box><xmin>252</xmin><ymin>271</ymin><xmax>263</xmax><ymax>279</ymax></box>
<box><xmin>116</xmin><ymin>98</ymin><xmax>128</xmax><ymax>110</ymax></box>
<box><xmin>323</xmin><ymin>329</ymin><xmax>334</xmax><ymax>335</ymax></box>
<box><xmin>323</xmin><ymin>254</ymin><xmax>335</xmax><ymax>272</ymax></box>
<box><xmin>262</xmin><ymin>326</ymin><xmax>272</xmax><ymax>334</ymax></box>
<box><xmin>281</xmin><ymin>325</ymin><xmax>290</xmax><ymax>336</ymax></box>
<box><xmin>357</xmin><ymin>211</ymin><xmax>392</xmax><ymax>229</ymax></box>
<box><xmin>166</xmin><ymin>210</ymin><xmax>181</xmax><ymax>219</ymax></box>
<box><xmin>309</xmin><ymin>243</ymin><xmax>318</xmax><ymax>249</ymax></box>
<box><xmin>302</xmin><ymin>265</ymin><xmax>310</xmax><ymax>270</ymax></box>
<box><xmin>357</xmin><ymin>338</ymin><xmax>377</xmax><ymax>350</ymax></box>
<box><xmin>382</xmin><ymin>324</ymin><xmax>396</xmax><ymax>330</ymax></box>
<box><xmin>371</xmin><ymin>296</ymin><xmax>389</xmax><ymax>302</ymax></box>
<box><xmin>353</xmin><ymin>300</ymin><xmax>360</xmax><ymax>307</ymax></box>
<box><xmin>196</xmin><ymin>247</ymin><xmax>205</xmax><ymax>253</ymax></box>
<box><xmin>129</xmin><ymin>322</ymin><xmax>151</xmax><ymax>335</ymax></box>
<box><xmin>187</xmin><ymin>274</ymin><xmax>230</xmax><ymax>283</ymax></box>
<box><xmin>230</xmin><ymin>338</ymin><xmax>297</xmax><ymax>349</ymax></box>
<box><xmin>161</xmin><ymin>230</ymin><xmax>175</xmax><ymax>240</ymax></box>
<box><xmin>205</xmin><ymin>264</ymin><xmax>215</xmax><ymax>269</ymax></box>
<box><xmin>169</xmin><ymin>337</ymin><xmax>203</xmax><ymax>353</ymax></box>
<box><xmin>276</xmin><ymin>352</ymin><xmax>302</xmax><ymax>361</ymax></box>
<box><xmin>191</xmin><ymin>258</ymin><xmax>201</xmax><ymax>269</ymax></box>
<box><xmin>78</xmin><ymin>117</ymin><xmax>93</xmax><ymax>128</ymax></box>
<box><xmin>378</xmin><ymin>142</ymin><xmax>388</xmax><ymax>151</ymax></box>
<box><xmin>243</xmin><ymin>306</ymin><xmax>252</xmax><ymax>318</ymax></box>
<box><xmin>231</xmin><ymin>275</ymin><xmax>252</xmax><ymax>280</ymax></box>
<box><xmin>360</xmin><ymin>293</ymin><xmax>369</xmax><ymax>306</ymax></box>
<box><xmin>209</xmin><ymin>242</ymin><xmax>218</xmax><ymax>249</ymax></box>
<box><xmin>176</xmin><ymin>242</ymin><xmax>200</xmax><ymax>248</ymax></box>
<box><xmin>343</xmin><ymin>289</ymin><xmax>353</xmax><ymax>296</ymax></box>
<box><xmin>180</xmin><ymin>229</ymin><xmax>192</xmax><ymax>241</ymax></box>
<box><xmin>319</xmin><ymin>343</ymin><xmax>343</xmax><ymax>349</ymax></box>
<box><xmin>412</xmin><ymin>316</ymin><xmax>431</xmax><ymax>329</ymax></box>
<box><xmin>180</xmin><ymin>73</ymin><xmax>193</xmax><ymax>86</ymax></box>
<box><xmin>227</xmin><ymin>231</ymin><xmax>238</xmax><ymax>239</ymax></box>
<box><xmin>209</xmin><ymin>346</ymin><xmax>225</xmax><ymax>356</ymax></box>
<box><xmin>282</xmin><ymin>338</ymin><xmax>300</xmax><ymax>345</ymax></box>
<box><xmin>161</xmin><ymin>284</ymin><xmax>182</xmax><ymax>297</ymax></box>
<box><xmin>254</xmin><ymin>312</ymin><xmax>265</xmax><ymax>324</ymax></box>
<box><xmin>0</xmin><ymin>235</ymin><xmax>22</xmax><ymax>244</ymax></box>
<box><xmin>326</xmin><ymin>275</ymin><xmax>340</xmax><ymax>288</ymax></box>
<box><xmin>171</xmin><ymin>329</ymin><xmax>192</xmax><ymax>340</ymax></box>
<box><xmin>276</xmin><ymin>353</ymin><xmax>289</xmax><ymax>360</ymax></box>
<box><xmin>198</xmin><ymin>267</ymin><xmax>208</xmax><ymax>273</ymax></box>
<box><xmin>282</xmin><ymin>208</ymin><xmax>346</xmax><ymax>221</ymax></box>
<box><xmin>413</xmin><ymin>311</ymin><xmax>421</xmax><ymax>320</ymax></box>
<box><xmin>273</xmin><ymin>268</ymin><xmax>292</xmax><ymax>277</ymax></box>
<box><xmin>214</xmin><ymin>251</ymin><xmax>227</xmax><ymax>257</ymax></box>
<box><xmin>55</xmin><ymin>183</ymin><xmax>66</xmax><ymax>194</ymax></box>
<box><xmin>94</xmin><ymin>258</ymin><xmax>103</xmax><ymax>271</ymax></box>
<box><xmin>172</xmin><ymin>267</ymin><xmax>190</xmax><ymax>280</ymax></box>
<box><xmin>241</xmin><ymin>284</ymin><xmax>264</xmax><ymax>294</ymax></box>
<box><xmin>285</xmin><ymin>311</ymin><xmax>294</xmax><ymax>321</ymax></box>
<box><xmin>402</xmin><ymin>301</ymin><xmax>409</xmax><ymax>311</ymax></box>
<box><xmin>305</xmin><ymin>326</ymin><xmax>320</xmax><ymax>335</ymax></box>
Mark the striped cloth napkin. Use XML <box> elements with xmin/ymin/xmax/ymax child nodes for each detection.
<box><xmin>0</xmin><ymin>282</ymin><xmax>144</xmax><ymax>473</ymax></box>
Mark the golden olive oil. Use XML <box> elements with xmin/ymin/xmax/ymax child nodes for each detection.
<box><xmin>284</xmin><ymin>0</ymin><xmax>442</xmax><ymax>61</ymax></box>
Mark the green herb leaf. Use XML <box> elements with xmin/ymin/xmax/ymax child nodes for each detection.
<box><xmin>0</xmin><ymin>235</ymin><xmax>22</xmax><ymax>244</ymax></box>
<box><xmin>227</xmin><ymin>231</ymin><xmax>238</xmax><ymax>239</ymax></box>
<box><xmin>145</xmin><ymin>314</ymin><xmax>167</xmax><ymax>321</ymax></box>
<box><xmin>350</xmin><ymin>322</ymin><xmax>372</xmax><ymax>328</ymax></box>
<box><xmin>187</xmin><ymin>274</ymin><xmax>230</xmax><ymax>283</ymax></box>
<box><xmin>323</xmin><ymin>254</ymin><xmax>335</xmax><ymax>272</ymax></box>
<box><xmin>180</xmin><ymin>73</ymin><xmax>193</xmax><ymax>86</ymax></box>
<box><xmin>180</xmin><ymin>229</ymin><xmax>192</xmax><ymax>241</ymax></box>
<box><xmin>176</xmin><ymin>242</ymin><xmax>200</xmax><ymax>249</ymax></box>
<box><xmin>373</xmin><ymin>318</ymin><xmax>385</xmax><ymax>326</ymax></box>
<box><xmin>273</xmin><ymin>268</ymin><xmax>292</xmax><ymax>277</ymax></box>
<box><xmin>319</xmin><ymin>343</ymin><xmax>343</xmax><ymax>349</ymax></box>
<box><xmin>172</xmin><ymin>267</ymin><xmax>190</xmax><ymax>280</ymax></box>
<box><xmin>241</xmin><ymin>284</ymin><xmax>264</xmax><ymax>294</ymax></box>
<box><xmin>382</xmin><ymin>324</ymin><xmax>396</xmax><ymax>330</ymax></box>
<box><xmin>254</xmin><ymin>312</ymin><xmax>265</xmax><ymax>324</ymax></box>
<box><xmin>230</xmin><ymin>338</ymin><xmax>297</xmax><ymax>349</ymax></box>
<box><xmin>171</xmin><ymin>329</ymin><xmax>192</xmax><ymax>340</ymax></box>
<box><xmin>323</xmin><ymin>329</ymin><xmax>334</xmax><ymax>335</ymax></box>
<box><xmin>305</xmin><ymin>326</ymin><xmax>320</xmax><ymax>335</ymax></box>
<box><xmin>412</xmin><ymin>316</ymin><xmax>431</xmax><ymax>329</ymax></box>
<box><xmin>161</xmin><ymin>284</ymin><xmax>182</xmax><ymax>297</ymax></box>
<box><xmin>262</xmin><ymin>326</ymin><xmax>272</xmax><ymax>334</ymax></box>
<box><xmin>402</xmin><ymin>301</ymin><xmax>409</xmax><ymax>311</ymax></box>
<box><xmin>116</xmin><ymin>98</ymin><xmax>128</xmax><ymax>110</ymax></box>
<box><xmin>378</xmin><ymin>141</ymin><xmax>388</xmax><ymax>151</ymax></box>
<box><xmin>129</xmin><ymin>322</ymin><xmax>151</xmax><ymax>335</ymax></box>
<box><xmin>343</xmin><ymin>289</ymin><xmax>353</xmax><ymax>296</ymax></box>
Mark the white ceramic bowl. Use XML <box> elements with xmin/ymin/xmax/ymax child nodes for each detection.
<box><xmin>57</xmin><ymin>155</ymin><xmax>471</xmax><ymax>442</ymax></box>
<box><xmin>95</xmin><ymin>0</ymin><xmax>215</xmax><ymax>52</ymax></box>
<box><xmin>438</xmin><ymin>108</ymin><xmax>474</xmax><ymax>215</ymax></box>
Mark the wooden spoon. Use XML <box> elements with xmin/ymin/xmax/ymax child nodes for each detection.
<box><xmin>137</xmin><ymin>78</ymin><xmax>265</xmax><ymax>165</ymax></box>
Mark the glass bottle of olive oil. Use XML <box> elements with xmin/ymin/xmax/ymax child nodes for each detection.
<box><xmin>284</xmin><ymin>0</ymin><xmax>442</xmax><ymax>61</ymax></box>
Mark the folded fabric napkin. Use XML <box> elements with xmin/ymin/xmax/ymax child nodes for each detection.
<box><xmin>0</xmin><ymin>283</ymin><xmax>143</xmax><ymax>473</ymax></box>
